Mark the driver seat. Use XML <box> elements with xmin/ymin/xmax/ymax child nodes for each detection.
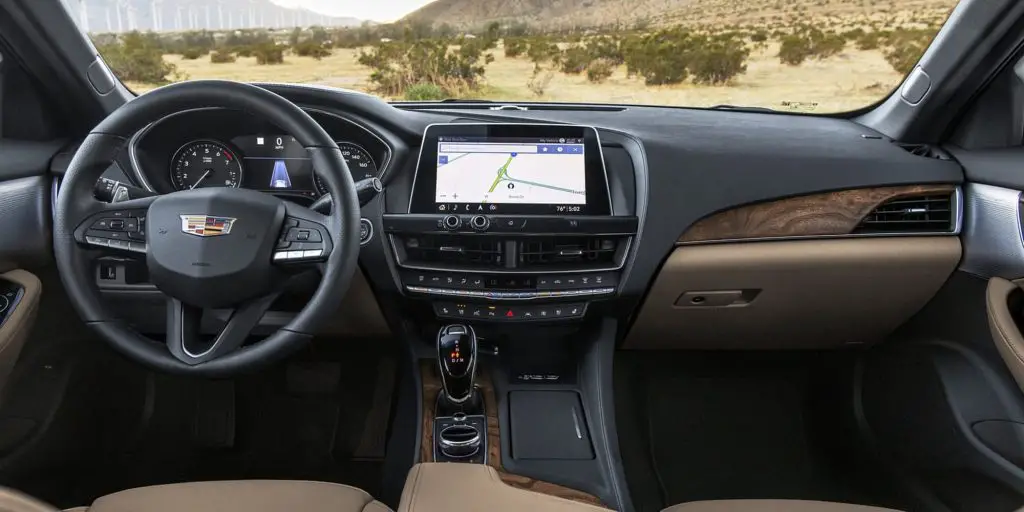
<box><xmin>64</xmin><ymin>480</ymin><xmax>392</xmax><ymax>512</ymax></box>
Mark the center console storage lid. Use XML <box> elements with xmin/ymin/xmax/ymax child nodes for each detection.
<box><xmin>510</xmin><ymin>391</ymin><xmax>594</xmax><ymax>460</ymax></box>
<box><xmin>398</xmin><ymin>463</ymin><xmax>610</xmax><ymax>512</ymax></box>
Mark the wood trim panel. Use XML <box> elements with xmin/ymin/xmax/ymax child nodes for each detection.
<box><xmin>678</xmin><ymin>184</ymin><xmax>957</xmax><ymax>243</ymax></box>
<box><xmin>419</xmin><ymin>361</ymin><xmax>605</xmax><ymax>507</ymax></box>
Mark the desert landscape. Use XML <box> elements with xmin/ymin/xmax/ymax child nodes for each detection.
<box><xmin>102</xmin><ymin>0</ymin><xmax>961</xmax><ymax>113</ymax></box>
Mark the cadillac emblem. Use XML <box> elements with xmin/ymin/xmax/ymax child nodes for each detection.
<box><xmin>180</xmin><ymin>215</ymin><xmax>236</xmax><ymax>237</ymax></box>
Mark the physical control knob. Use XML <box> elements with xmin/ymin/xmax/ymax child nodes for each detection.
<box><xmin>470</xmin><ymin>215</ymin><xmax>490</xmax><ymax>232</ymax></box>
<box><xmin>443</xmin><ymin>215</ymin><xmax>462</xmax><ymax>231</ymax></box>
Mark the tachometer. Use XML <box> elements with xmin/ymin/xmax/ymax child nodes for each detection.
<box><xmin>170</xmin><ymin>140</ymin><xmax>243</xmax><ymax>190</ymax></box>
<box><xmin>313</xmin><ymin>142</ymin><xmax>378</xmax><ymax>195</ymax></box>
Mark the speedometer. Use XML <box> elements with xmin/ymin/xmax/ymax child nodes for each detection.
<box><xmin>170</xmin><ymin>140</ymin><xmax>243</xmax><ymax>190</ymax></box>
<box><xmin>313</xmin><ymin>142</ymin><xmax>378</xmax><ymax>195</ymax></box>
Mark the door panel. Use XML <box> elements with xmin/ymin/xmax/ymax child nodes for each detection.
<box><xmin>988</xmin><ymin>277</ymin><xmax>1024</xmax><ymax>394</ymax></box>
<box><xmin>0</xmin><ymin>269</ymin><xmax>39</xmax><ymax>401</ymax></box>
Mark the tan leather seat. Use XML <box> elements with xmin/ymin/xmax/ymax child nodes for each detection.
<box><xmin>663</xmin><ymin>500</ymin><xmax>901</xmax><ymax>511</ymax></box>
<box><xmin>66</xmin><ymin>480</ymin><xmax>391</xmax><ymax>512</ymax></box>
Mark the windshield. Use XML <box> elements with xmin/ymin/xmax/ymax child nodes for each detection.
<box><xmin>66</xmin><ymin>0</ymin><xmax>959</xmax><ymax>113</ymax></box>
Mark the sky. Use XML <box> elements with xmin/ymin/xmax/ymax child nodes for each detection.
<box><xmin>270</xmin><ymin>0</ymin><xmax>436</xmax><ymax>22</ymax></box>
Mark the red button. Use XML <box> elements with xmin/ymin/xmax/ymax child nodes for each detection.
<box><xmin>505</xmin><ymin>310</ymin><xmax>514</xmax><ymax>318</ymax></box>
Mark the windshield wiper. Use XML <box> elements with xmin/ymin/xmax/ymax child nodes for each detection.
<box><xmin>708</xmin><ymin>104</ymin><xmax>776</xmax><ymax>113</ymax></box>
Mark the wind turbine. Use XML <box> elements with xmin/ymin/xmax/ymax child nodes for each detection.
<box><xmin>77</xmin><ymin>0</ymin><xmax>90</xmax><ymax>32</ymax></box>
<box><xmin>217</xmin><ymin>2</ymin><xmax>224</xmax><ymax>29</ymax></box>
<box><xmin>126</xmin><ymin>2</ymin><xmax>137</xmax><ymax>31</ymax></box>
<box><xmin>150</xmin><ymin>0</ymin><xmax>161</xmax><ymax>31</ymax></box>
<box><xmin>175</xmin><ymin>6</ymin><xmax>183</xmax><ymax>31</ymax></box>
<box><xmin>104</xmin><ymin>6</ymin><xmax>112</xmax><ymax>32</ymax></box>
<box><xmin>205</xmin><ymin>6</ymin><xmax>211</xmax><ymax>31</ymax></box>
<box><xmin>114</xmin><ymin>0</ymin><xmax>124</xmax><ymax>32</ymax></box>
<box><xmin>247</xmin><ymin>0</ymin><xmax>256</xmax><ymax>28</ymax></box>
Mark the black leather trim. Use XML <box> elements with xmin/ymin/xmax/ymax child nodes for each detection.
<box><xmin>0</xmin><ymin>176</ymin><xmax>52</xmax><ymax>268</ymax></box>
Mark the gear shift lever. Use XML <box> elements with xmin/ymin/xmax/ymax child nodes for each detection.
<box><xmin>437</xmin><ymin>324</ymin><xmax>477</xmax><ymax>404</ymax></box>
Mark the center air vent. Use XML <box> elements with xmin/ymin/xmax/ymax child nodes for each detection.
<box><xmin>519</xmin><ymin>237</ymin><xmax>619</xmax><ymax>268</ymax></box>
<box><xmin>854</xmin><ymin>192</ymin><xmax>955</xmax><ymax>234</ymax></box>
<box><xmin>394</xmin><ymin>234</ymin><xmax>628</xmax><ymax>272</ymax></box>
<box><xmin>399</xmin><ymin>235</ymin><xmax>504</xmax><ymax>269</ymax></box>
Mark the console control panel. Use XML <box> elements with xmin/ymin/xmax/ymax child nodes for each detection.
<box><xmin>434</xmin><ymin>302</ymin><xmax>587</xmax><ymax>322</ymax></box>
<box><xmin>401</xmin><ymin>270</ymin><xmax>618</xmax><ymax>301</ymax></box>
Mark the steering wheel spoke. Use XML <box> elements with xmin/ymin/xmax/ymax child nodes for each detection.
<box><xmin>272</xmin><ymin>202</ymin><xmax>335</xmax><ymax>268</ymax></box>
<box><xmin>166</xmin><ymin>292</ymin><xmax>281</xmax><ymax>365</ymax></box>
<box><xmin>73</xmin><ymin>195</ymin><xmax>157</xmax><ymax>256</ymax></box>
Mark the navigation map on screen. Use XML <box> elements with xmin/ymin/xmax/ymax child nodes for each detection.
<box><xmin>434</xmin><ymin>138</ymin><xmax>586</xmax><ymax>207</ymax></box>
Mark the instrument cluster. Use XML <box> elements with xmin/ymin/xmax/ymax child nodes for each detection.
<box><xmin>129</xmin><ymin>107</ymin><xmax>391</xmax><ymax>203</ymax></box>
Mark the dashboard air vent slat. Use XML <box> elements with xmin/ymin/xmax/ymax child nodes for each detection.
<box><xmin>400</xmin><ymin>235</ymin><xmax>504</xmax><ymax>269</ymax></box>
<box><xmin>854</xmin><ymin>193</ymin><xmax>954</xmax><ymax>234</ymax></box>
<box><xmin>519</xmin><ymin>237</ymin><xmax>618</xmax><ymax>268</ymax></box>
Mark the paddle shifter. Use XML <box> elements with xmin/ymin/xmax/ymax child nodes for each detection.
<box><xmin>435</xmin><ymin>324</ymin><xmax>486</xmax><ymax>462</ymax></box>
<box><xmin>437</xmin><ymin>324</ymin><xmax>477</xmax><ymax>404</ymax></box>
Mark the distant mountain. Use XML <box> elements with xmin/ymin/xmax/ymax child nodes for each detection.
<box><xmin>66</xmin><ymin>0</ymin><xmax>364</xmax><ymax>33</ymax></box>
<box><xmin>401</xmin><ymin>0</ymin><xmax>955</xmax><ymax>30</ymax></box>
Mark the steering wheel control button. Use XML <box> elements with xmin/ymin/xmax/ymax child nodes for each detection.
<box><xmin>359</xmin><ymin>218</ymin><xmax>373</xmax><ymax>245</ymax></box>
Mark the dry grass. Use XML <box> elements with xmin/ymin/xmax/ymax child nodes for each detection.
<box><xmin>128</xmin><ymin>41</ymin><xmax>904</xmax><ymax>113</ymax></box>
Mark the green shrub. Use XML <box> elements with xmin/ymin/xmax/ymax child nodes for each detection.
<box><xmin>293</xmin><ymin>40</ymin><xmax>332</xmax><ymax>60</ymax></box>
<box><xmin>358</xmin><ymin>35</ymin><xmax>495</xmax><ymax>98</ymax></box>
<box><xmin>527</xmin><ymin>39</ymin><xmax>561</xmax><ymax>65</ymax></box>
<box><xmin>883</xmin><ymin>27</ymin><xmax>940</xmax><ymax>75</ymax></box>
<box><xmin>96</xmin><ymin>31</ymin><xmax>179</xmax><ymax>84</ymax></box>
<box><xmin>253</xmin><ymin>43</ymin><xmax>284</xmax><ymax>65</ymax></box>
<box><xmin>689</xmin><ymin>37</ymin><xmax>750</xmax><ymax>85</ymax></box>
<box><xmin>234</xmin><ymin>46</ymin><xmax>254</xmax><ymax>58</ymax></box>
<box><xmin>622</xmin><ymin>28</ymin><xmax>695</xmax><ymax>85</ymax></box>
<box><xmin>559</xmin><ymin>45</ymin><xmax>590</xmax><ymax>74</ymax></box>
<box><xmin>855</xmin><ymin>32</ymin><xmax>882</xmax><ymax>50</ymax></box>
<box><xmin>778</xmin><ymin>28</ymin><xmax>845</xmax><ymax>65</ymax></box>
<box><xmin>210</xmin><ymin>50</ymin><xmax>236</xmax><ymax>64</ymax></box>
<box><xmin>181</xmin><ymin>47</ymin><xmax>205</xmax><ymax>60</ymax></box>
<box><xmin>504</xmin><ymin>37</ymin><xmax>528</xmax><ymax>58</ymax></box>
<box><xmin>586</xmin><ymin>59</ymin><xmax>615</xmax><ymax>83</ymax></box>
<box><xmin>586</xmin><ymin>35</ymin><xmax>624</xmax><ymax>65</ymax></box>
<box><xmin>751</xmin><ymin>30</ymin><xmax>769</xmax><ymax>43</ymax></box>
<box><xmin>405</xmin><ymin>83</ymin><xmax>446</xmax><ymax>100</ymax></box>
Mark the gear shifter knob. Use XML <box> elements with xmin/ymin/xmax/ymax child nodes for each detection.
<box><xmin>437</xmin><ymin>324</ymin><xmax>477</xmax><ymax>404</ymax></box>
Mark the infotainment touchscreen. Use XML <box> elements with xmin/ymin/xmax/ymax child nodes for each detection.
<box><xmin>409</xmin><ymin>124</ymin><xmax>610</xmax><ymax>215</ymax></box>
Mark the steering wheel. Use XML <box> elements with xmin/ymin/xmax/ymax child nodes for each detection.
<box><xmin>53</xmin><ymin>80</ymin><xmax>361</xmax><ymax>377</ymax></box>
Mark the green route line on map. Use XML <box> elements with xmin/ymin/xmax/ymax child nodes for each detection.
<box><xmin>480</xmin><ymin>153</ymin><xmax>586</xmax><ymax>196</ymax></box>
<box><xmin>487</xmin><ymin>155</ymin><xmax>514</xmax><ymax>193</ymax></box>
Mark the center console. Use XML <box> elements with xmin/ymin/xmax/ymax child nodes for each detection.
<box><xmin>383</xmin><ymin>123</ymin><xmax>638</xmax><ymax>321</ymax></box>
<box><xmin>389</xmin><ymin>123</ymin><xmax>636</xmax><ymax>508</ymax></box>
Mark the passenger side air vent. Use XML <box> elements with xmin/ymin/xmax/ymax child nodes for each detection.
<box><xmin>895</xmin><ymin>142</ymin><xmax>950</xmax><ymax>160</ymax></box>
<box><xmin>397</xmin><ymin>234</ymin><xmax>504</xmax><ymax>270</ymax></box>
<box><xmin>854</xmin><ymin>193</ymin><xmax>955</xmax><ymax>234</ymax></box>
<box><xmin>519</xmin><ymin>237</ymin><xmax>617</xmax><ymax>267</ymax></box>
